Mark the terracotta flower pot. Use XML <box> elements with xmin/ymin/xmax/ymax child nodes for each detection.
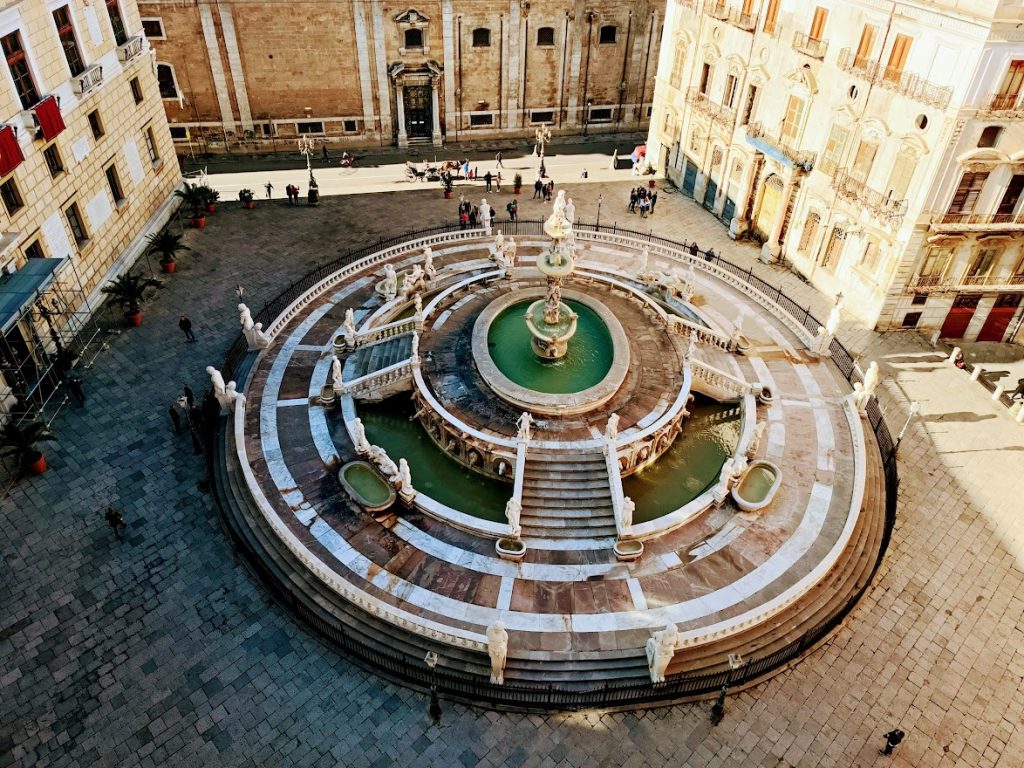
<box><xmin>514</xmin><ymin>187</ymin><xmax>522</xmax><ymax>195</ymax></box>
<box><xmin>193</xmin><ymin>215</ymin><xmax>206</xmax><ymax>229</ymax></box>
<box><xmin>125</xmin><ymin>310</ymin><xmax>142</xmax><ymax>327</ymax></box>
<box><xmin>24</xmin><ymin>451</ymin><xmax>47</xmax><ymax>475</ymax></box>
<box><xmin>444</xmin><ymin>191</ymin><xmax>452</xmax><ymax>199</ymax></box>
<box><xmin>161</xmin><ymin>260</ymin><xmax>176</xmax><ymax>273</ymax></box>
<box><xmin>245</xmin><ymin>201</ymin><xmax>255</xmax><ymax>209</ymax></box>
<box><xmin>206</xmin><ymin>203</ymin><xmax>217</xmax><ymax>213</ymax></box>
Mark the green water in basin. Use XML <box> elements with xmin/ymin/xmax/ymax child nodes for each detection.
<box><xmin>738</xmin><ymin>465</ymin><xmax>776</xmax><ymax>502</ymax></box>
<box><xmin>342</xmin><ymin>464</ymin><xmax>391</xmax><ymax>506</ymax></box>
<box><xmin>487</xmin><ymin>300</ymin><xmax>613</xmax><ymax>393</ymax></box>
<box><xmin>622</xmin><ymin>396</ymin><xmax>742</xmax><ymax>524</ymax></box>
<box><xmin>356</xmin><ymin>396</ymin><xmax>509</xmax><ymax>522</ymax></box>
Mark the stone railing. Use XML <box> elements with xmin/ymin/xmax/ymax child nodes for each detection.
<box><xmin>685</xmin><ymin>87</ymin><xmax>737</xmax><ymax>128</ymax></box>
<box><xmin>930</xmin><ymin>210</ymin><xmax>1024</xmax><ymax>230</ymax></box>
<box><xmin>705</xmin><ymin>0</ymin><xmax>729</xmax><ymax>20</ymax></box>
<box><xmin>665</xmin><ymin>314</ymin><xmax>734</xmax><ymax>351</ymax></box>
<box><xmin>727</xmin><ymin>8</ymin><xmax>756</xmax><ymax>31</ymax></box>
<box><xmin>912</xmin><ymin>271</ymin><xmax>1024</xmax><ymax>292</ymax></box>
<box><xmin>73</xmin><ymin>64</ymin><xmax>103</xmax><ymax>95</ymax></box>
<box><xmin>691</xmin><ymin>359</ymin><xmax>752</xmax><ymax>400</ymax></box>
<box><xmin>352</xmin><ymin>317</ymin><xmax>422</xmax><ymax>348</ymax></box>
<box><xmin>979</xmin><ymin>92</ymin><xmax>1024</xmax><ymax>117</ymax></box>
<box><xmin>792</xmin><ymin>31</ymin><xmax>827</xmax><ymax>60</ymax></box>
<box><xmin>604</xmin><ymin>439</ymin><xmax>628</xmax><ymax>538</ymax></box>
<box><xmin>837</xmin><ymin>49</ymin><xmax>953</xmax><ymax>109</ymax></box>
<box><xmin>118</xmin><ymin>33</ymin><xmax>145</xmax><ymax>63</ymax></box>
<box><xmin>746</xmin><ymin>122</ymin><xmax>816</xmax><ymax>170</ymax></box>
<box><xmin>831</xmin><ymin>170</ymin><xmax>908</xmax><ymax>228</ymax></box>
<box><xmin>339</xmin><ymin>359</ymin><xmax>413</xmax><ymax>397</ymax></box>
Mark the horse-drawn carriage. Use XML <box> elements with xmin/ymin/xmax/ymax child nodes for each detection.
<box><xmin>405</xmin><ymin>159</ymin><xmax>464</xmax><ymax>182</ymax></box>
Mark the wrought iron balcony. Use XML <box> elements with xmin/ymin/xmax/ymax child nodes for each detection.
<box><xmin>930</xmin><ymin>211</ymin><xmax>1024</xmax><ymax>231</ymax></box>
<box><xmin>836</xmin><ymin>49</ymin><xmax>953</xmax><ymax>109</ymax></box>
<box><xmin>912</xmin><ymin>272</ymin><xmax>1024</xmax><ymax>292</ymax></box>
<box><xmin>73</xmin><ymin>65</ymin><xmax>103</xmax><ymax>96</ymax></box>
<box><xmin>118</xmin><ymin>33</ymin><xmax>145</xmax><ymax>63</ymax></box>
<box><xmin>745</xmin><ymin>122</ymin><xmax>815</xmax><ymax>170</ymax></box>
<box><xmin>978</xmin><ymin>92</ymin><xmax>1024</xmax><ymax>117</ymax></box>
<box><xmin>792</xmin><ymin>31</ymin><xmax>827</xmax><ymax>60</ymax></box>
<box><xmin>686</xmin><ymin>88</ymin><xmax>737</xmax><ymax>129</ymax></box>
<box><xmin>831</xmin><ymin>170</ymin><xmax>908</xmax><ymax>227</ymax></box>
<box><xmin>836</xmin><ymin>48</ymin><xmax>872</xmax><ymax>78</ymax></box>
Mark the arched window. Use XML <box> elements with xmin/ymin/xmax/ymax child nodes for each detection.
<box><xmin>820</xmin><ymin>226</ymin><xmax>847</xmax><ymax>272</ymax></box>
<box><xmin>536</xmin><ymin>27</ymin><xmax>555</xmax><ymax>46</ymax></box>
<box><xmin>404</xmin><ymin>28</ymin><xmax>423</xmax><ymax>49</ymax></box>
<box><xmin>599</xmin><ymin>25</ymin><xmax>617</xmax><ymax>44</ymax></box>
<box><xmin>472</xmin><ymin>28</ymin><xmax>490</xmax><ymax>47</ymax></box>
<box><xmin>978</xmin><ymin>125</ymin><xmax>1003</xmax><ymax>148</ymax></box>
<box><xmin>860</xmin><ymin>240</ymin><xmax>882</xmax><ymax>273</ymax></box>
<box><xmin>156</xmin><ymin>63</ymin><xmax>178</xmax><ymax>98</ymax></box>
<box><xmin>797</xmin><ymin>212</ymin><xmax>820</xmax><ymax>254</ymax></box>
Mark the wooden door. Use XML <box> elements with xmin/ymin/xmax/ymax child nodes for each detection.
<box><xmin>977</xmin><ymin>294</ymin><xmax>1022</xmax><ymax>342</ymax></box>
<box><xmin>939</xmin><ymin>294</ymin><xmax>981</xmax><ymax>339</ymax></box>
<box><xmin>886</xmin><ymin>34</ymin><xmax>912</xmax><ymax>79</ymax></box>
<box><xmin>809</xmin><ymin>7</ymin><xmax>828</xmax><ymax>41</ymax></box>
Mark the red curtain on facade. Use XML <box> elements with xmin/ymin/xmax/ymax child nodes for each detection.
<box><xmin>33</xmin><ymin>96</ymin><xmax>65</xmax><ymax>141</ymax></box>
<box><xmin>0</xmin><ymin>124</ymin><xmax>24</xmax><ymax>177</ymax></box>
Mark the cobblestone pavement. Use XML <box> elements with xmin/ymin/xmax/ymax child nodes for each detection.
<box><xmin>2</xmin><ymin>176</ymin><xmax>1023</xmax><ymax>768</ymax></box>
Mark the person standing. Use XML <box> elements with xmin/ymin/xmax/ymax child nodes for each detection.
<box><xmin>321</xmin><ymin>143</ymin><xmax>330</xmax><ymax>162</ymax></box>
<box><xmin>484</xmin><ymin>171</ymin><xmax>492</xmax><ymax>192</ymax></box>
<box><xmin>649</xmin><ymin>191</ymin><xmax>658</xmax><ymax>215</ymax></box>
<box><xmin>182</xmin><ymin>384</ymin><xmax>195</xmax><ymax>409</ymax></box>
<box><xmin>533</xmin><ymin>177</ymin><xmax>543</xmax><ymax>199</ymax></box>
<box><xmin>104</xmin><ymin>506</ymin><xmax>125</xmax><ymax>539</ymax></box>
<box><xmin>495</xmin><ymin>173</ymin><xmax>502</xmax><ymax>192</ymax></box>
<box><xmin>178</xmin><ymin>315</ymin><xmax>196</xmax><ymax>342</ymax></box>
<box><xmin>265</xmin><ymin>182</ymin><xmax>273</xmax><ymax>199</ymax></box>
<box><xmin>495</xmin><ymin>152</ymin><xmax>503</xmax><ymax>168</ymax></box>
<box><xmin>628</xmin><ymin>189</ymin><xmax>637</xmax><ymax>213</ymax></box>
<box><xmin>67</xmin><ymin>373</ymin><xmax>85</xmax><ymax>406</ymax></box>
<box><xmin>880</xmin><ymin>729</ymin><xmax>905</xmax><ymax>756</ymax></box>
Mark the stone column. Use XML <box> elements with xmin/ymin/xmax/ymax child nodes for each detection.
<box><xmin>505</xmin><ymin>0</ymin><xmax>522</xmax><ymax>129</ymax></box>
<box><xmin>352</xmin><ymin>1</ymin><xmax>377</xmax><ymax>137</ymax></box>
<box><xmin>431</xmin><ymin>78</ymin><xmax>442</xmax><ymax>146</ymax></box>
<box><xmin>761</xmin><ymin>175</ymin><xmax>796</xmax><ymax>263</ymax></box>
<box><xmin>395</xmin><ymin>82</ymin><xmax>408</xmax><ymax>148</ymax></box>
<box><xmin>441</xmin><ymin>0</ymin><xmax>457</xmax><ymax>135</ymax></box>
<box><xmin>197</xmin><ymin>3</ymin><xmax>236</xmax><ymax>133</ymax></box>
<box><xmin>371</xmin><ymin>1</ymin><xmax>392</xmax><ymax>141</ymax></box>
<box><xmin>217</xmin><ymin>4</ymin><xmax>253</xmax><ymax>133</ymax></box>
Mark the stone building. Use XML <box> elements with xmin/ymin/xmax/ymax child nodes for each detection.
<box><xmin>647</xmin><ymin>0</ymin><xmax>1024</xmax><ymax>344</ymax></box>
<box><xmin>1</xmin><ymin>0</ymin><xmax>179</xmax><ymax>418</ymax></box>
<box><xmin>137</xmin><ymin>0</ymin><xmax>661</xmax><ymax>151</ymax></box>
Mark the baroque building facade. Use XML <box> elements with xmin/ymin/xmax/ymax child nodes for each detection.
<box><xmin>137</xmin><ymin>0</ymin><xmax>661</xmax><ymax>151</ymax></box>
<box><xmin>0</xmin><ymin>0</ymin><xmax>179</xmax><ymax>417</ymax></box>
<box><xmin>647</xmin><ymin>0</ymin><xmax>1024</xmax><ymax>344</ymax></box>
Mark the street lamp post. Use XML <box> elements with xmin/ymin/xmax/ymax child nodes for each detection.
<box><xmin>297</xmin><ymin>135</ymin><xmax>317</xmax><ymax>186</ymax></box>
<box><xmin>596</xmin><ymin>193</ymin><xmax>603</xmax><ymax>229</ymax></box>
<box><xmin>536</xmin><ymin>124</ymin><xmax>551</xmax><ymax>178</ymax></box>
<box><xmin>895</xmin><ymin>401</ymin><xmax>921</xmax><ymax>452</ymax></box>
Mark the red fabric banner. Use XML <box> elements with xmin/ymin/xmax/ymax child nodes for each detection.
<box><xmin>33</xmin><ymin>96</ymin><xmax>65</xmax><ymax>141</ymax></box>
<box><xmin>0</xmin><ymin>124</ymin><xmax>24</xmax><ymax>177</ymax></box>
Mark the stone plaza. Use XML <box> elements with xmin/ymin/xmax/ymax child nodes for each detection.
<box><xmin>2</xmin><ymin>158</ymin><xmax>1023</xmax><ymax>767</ymax></box>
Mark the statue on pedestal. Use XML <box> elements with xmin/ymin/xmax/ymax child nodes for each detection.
<box><xmin>382</xmin><ymin>265</ymin><xmax>398</xmax><ymax>301</ymax></box>
<box><xmin>343</xmin><ymin>308</ymin><xmax>357</xmax><ymax>347</ymax></box>
<box><xmin>368</xmin><ymin>445</ymin><xmax>400</xmax><ymax>483</ymax></box>
<box><xmin>423</xmin><ymin>246</ymin><xmax>436</xmax><ymax>281</ymax></box>
<box><xmin>410</xmin><ymin>332</ymin><xmax>420</xmax><ymax>364</ymax></box>
<box><xmin>479</xmin><ymin>199</ymin><xmax>492</xmax><ymax>234</ymax></box>
<box><xmin>605</xmin><ymin>413</ymin><xmax>619</xmax><ymax>441</ymax></box>
<box><xmin>486</xmin><ymin>622</ymin><xmax>509</xmax><ymax>685</ymax></box>
<box><xmin>349</xmin><ymin>418</ymin><xmax>370</xmax><ymax>455</ymax></box>
<box><xmin>504</xmin><ymin>497</ymin><xmax>522</xmax><ymax>539</ymax></box>
<box><xmin>223</xmin><ymin>381</ymin><xmax>245</xmax><ymax>413</ymax></box>
<box><xmin>516</xmin><ymin>411</ymin><xmax>533</xmax><ymax>443</ymax></box>
<box><xmin>397</xmin><ymin>458</ymin><xmax>415</xmax><ymax>502</ymax></box>
<box><xmin>852</xmin><ymin>361</ymin><xmax>880</xmax><ymax>412</ymax></box>
<box><xmin>637</xmin><ymin>245</ymin><xmax>649</xmax><ymax>276</ymax></box>
<box><xmin>646</xmin><ymin>624</ymin><xmax>679</xmax><ymax>683</ymax></box>
<box><xmin>619</xmin><ymin>496</ymin><xmax>635</xmax><ymax>537</ymax></box>
<box><xmin>206</xmin><ymin>365</ymin><xmax>226</xmax><ymax>399</ymax></box>
<box><xmin>332</xmin><ymin>355</ymin><xmax>343</xmax><ymax>390</ymax></box>
<box><xmin>413</xmin><ymin>294</ymin><xmax>424</xmax><ymax>325</ymax></box>
<box><xmin>402</xmin><ymin>265</ymin><xmax>424</xmax><ymax>298</ymax></box>
<box><xmin>746</xmin><ymin>421</ymin><xmax>767</xmax><ymax>460</ymax></box>
<box><xmin>564</xmin><ymin>197</ymin><xmax>576</xmax><ymax>223</ymax></box>
<box><xmin>505</xmin><ymin>237</ymin><xmax>517</xmax><ymax>265</ymax></box>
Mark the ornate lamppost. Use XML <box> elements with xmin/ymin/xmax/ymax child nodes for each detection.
<box><xmin>535</xmin><ymin>123</ymin><xmax>552</xmax><ymax>178</ymax></box>
<box><xmin>298</xmin><ymin>135</ymin><xmax>319</xmax><ymax>205</ymax></box>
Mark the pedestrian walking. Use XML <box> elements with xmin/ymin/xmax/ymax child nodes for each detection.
<box><xmin>169</xmin><ymin>402</ymin><xmax>183</xmax><ymax>434</ymax></box>
<box><xmin>705</xmin><ymin>247</ymin><xmax>716</xmax><ymax>262</ymax></box>
<box><xmin>178</xmin><ymin>315</ymin><xmax>196</xmax><ymax>342</ymax></box>
<box><xmin>610</xmin><ymin>148</ymin><xmax>618</xmax><ymax>170</ymax></box>
<box><xmin>104</xmin><ymin>506</ymin><xmax>125</xmax><ymax>539</ymax></box>
<box><xmin>67</xmin><ymin>373</ymin><xmax>85</xmax><ymax>406</ymax></box>
<box><xmin>880</xmin><ymin>729</ymin><xmax>905</xmax><ymax>756</ymax></box>
<box><xmin>182</xmin><ymin>384</ymin><xmax>195</xmax><ymax>409</ymax></box>
<box><xmin>265</xmin><ymin>182</ymin><xmax>273</xmax><ymax>199</ymax></box>
<box><xmin>628</xmin><ymin>189</ymin><xmax>637</xmax><ymax>213</ymax></box>
<box><xmin>322</xmin><ymin>144</ymin><xmax>330</xmax><ymax>162</ymax></box>
<box><xmin>495</xmin><ymin>172</ymin><xmax>502</xmax><ymax>192</ymax></box>
<box><xmin>459</xmin><ymin>209</ymin><xmax>469</xmax><ymax>229</ymax></box>
<box><xmin>580</xmin><ymin>168</ymin><xmax>588</xmax><ymax>179</ymax></box>
<box><xmin>1011</xmin><ymin>377</ymin><xmax>1024</xmax><ymax>401</ymax></box>
<box><xmin>484</xmin><ymin>171</ymin><xmax>492</xmax><ymax>192</ymax></box>
<box><xmin>495</xmin><ymin>152</ymin><xmax>503</xmax><ymax>168</ymax></box>
<box><xmin>533</xmin><ymin>178</ymin><xmax>543</xmax><ymax>199</ymax></box>
<box><xmin>649</xmin><ymin>191</ymin><xmax>658</xmax><ymax>215</ymax></box>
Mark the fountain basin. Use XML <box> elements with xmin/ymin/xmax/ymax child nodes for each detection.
<box><xmin>339</xmin><ymin>461</ymin><xmax>396</xmax><ymax>512</ymax></box>
<box><xmin>613</xmin><ymin>540</ymin><xmax>644</xmax><ymax>561</ymax></box>
<box><xmin>524</xmin><ymin>299</ymin><xmax>578</xmax><ymax>359</ymax></box>
<box><xmin>495</xmin><ymin>538</ymin><xmax>527</xmax><ymax>561</ymax></box>
<box><xmin>731</xmin><ymin>460</ymin><xmax>781</xmax><ymax>512</ymax></box>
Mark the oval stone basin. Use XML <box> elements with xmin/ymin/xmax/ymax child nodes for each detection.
<box><xmin>339</xmin><ymin>461</ymin><xmax>396</xmax><ymax>512</ymax></box>
<box><xmin>731</xmin><ymin>460</ymin><xmax>782</xmax><ymax>512</ymax></box>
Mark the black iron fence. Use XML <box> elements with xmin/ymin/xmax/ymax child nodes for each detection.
<box><xmin>216</xmin><ymin>221</ymin><xmax>900</xmax><ymax>710</ymax></box>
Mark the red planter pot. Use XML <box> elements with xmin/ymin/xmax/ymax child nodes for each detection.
<box><xmin>206</xmin><ymin>203</ymin><xmax>217</xmax><ymax>213</ymax></box>
<box><xmin>245</xmin><ymin>201</ymin><xmax>255</xmax><ymax>209</ymax></box>
<box><xmin>193</xmin><ymin>216</ymin><xmax>206</xmax><ymax>229</ymax></box>
<box><xmin>514</xmin><ymin>187</ymin><xmax>522</xmax><ymax>195</ymax></box>
<box><xmin>24</xmin><ymin>451</ymin><xmax>47</xmax><ymax>474</ymax></box>
<box><xmin>125</xmin><ymin>310</ymin><xmax>142</xmax><ymax>327</ymax></box>
<box><xmin>444</xmin><ymin>191</ymin><xmax>452</xmax><ymax>199</ymax></box>
<box><xmin>161</xmin><ymin>260</ymin><xmax>176</xmax><ymax>273</ymax></box>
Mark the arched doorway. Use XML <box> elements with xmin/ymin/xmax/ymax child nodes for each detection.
<box><xmin>753</xmin><ymin>175</ymin><xmax>784</xmax><ymax>239</ymax></box>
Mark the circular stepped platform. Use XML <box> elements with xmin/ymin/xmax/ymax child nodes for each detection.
<box><xmin>211</xmin><ymin>229</ymin><xmax>891</xmax><ymax>708</ymax></box>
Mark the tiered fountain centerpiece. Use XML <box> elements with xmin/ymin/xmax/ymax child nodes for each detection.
<box><xmin>525</xmin><ymin>192</ymin><xmax>578</xmax><ymax>359</ymax></box>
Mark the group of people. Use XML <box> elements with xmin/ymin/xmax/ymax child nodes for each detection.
<box><xmin>168</xmin><ymin>382</ymin><xmax>220</xmax><ymax>456</ymax></box>
<box><xmin>456</xmin><ymin>198</ymin><xmax>482</xmax><ymax>229</ymax></box>
<box><xmin>533</xmin><ymin>177</ymin><xmax>556</xmax><ymax>201</ymax></box>
<box><xmin>284</xmin><ymin>184</ymin><xmax>304</xmax><ymax>205</ymax></box>
<box><xmin>628</xmin><ymin>186</ymin><xmax>658</xmax><ymax>218</ymax></box>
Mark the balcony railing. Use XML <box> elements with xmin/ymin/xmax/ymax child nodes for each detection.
<box><xmin>686</xmin><ymin>87</ymin><xmax>737</xmax><ymax>128</ymax></box>
<box><xmin>792</xmin><ymin>31</ymin><xmax>828</xmax><ymax>60</ymax></box>
<box><xmin>837</xmin><ymin>49</ymin><xmax>953</xmax><ymax>109</ymax></box>
<box><xmin>913</xmin><ymin>272</ymin><xmax>1024</xmax><ymax>292</ymax></box>
<box><xmin>978</xmin><ymin>92</ymin><xmax>1024</xmax><ymax>117</ymax></box>
<box><xmin>706</xmin><ymin>0</ymin><xmax>730</xmax><ymax>20</ymax></box>
<box><xmin>728</xmin><ymin>8</ymin><xmax>757</xmax><ymax>31</ymax></box>
<box><xmin>931</xmin><ymin>211</ymin><xmax>1024</xmax><ymax>230</ymax></box>
<box><xmin>746</xmin><ymin>122</ymin><xmax>816</xmax><ymax>170</ymax></box>
<box><xmin>73</xmin><ymin>65</ymin><xmax>103</xmax><ymax>96</ymax></box>
<box><xmin>118</xmin><ymin>33</ymin><xmax>145</xmax><ymax>63</ymax></box>
<box><xmin>832</xmin><ymin>170</ymin><xmax>908</xmax><ymax>227</ymax></box>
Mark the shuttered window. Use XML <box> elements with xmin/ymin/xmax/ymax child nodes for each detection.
<box><xmin>947</xmin><ymin>172</ymin><xmax>988</xmax><ymax>214</ymax></box>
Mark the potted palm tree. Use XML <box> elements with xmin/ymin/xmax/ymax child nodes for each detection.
<box><xmin>238</xmin><ymin>188</ymin><xmax>255</xmax><ymax>209</ymax></box>
<box><xmin>174</xmin><ymin>182</ymin><xmax>207</xmax><ymax>228</ymax></box>
<box><xmin>513</xmin><ymin>173</ymin><xmax>523</xmax><ymax>194</ymax></box>
<box><xmin>146</xmin><ymin>230</ymin><xmax>191</xmax><ymax>274</ymax></box>
<box><xmin>101</xmin><ymin>271</ymin><xmax>162</xmax><ymax>326</ymax></box>
<box><xmin>1</xmin><ymin>419</ymin><xmax>56</xmax><ymax>475</ymax></box>
<box><xmin>200</xmin><ymin>185</ymin><xmax>220</xmax><ymax>212</ymax></box>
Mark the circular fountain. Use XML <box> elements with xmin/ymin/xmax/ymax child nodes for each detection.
<box><xmin>525</xmin><ymin>192</ymin><xmax>580</xmax><ymax>359</ymax></box>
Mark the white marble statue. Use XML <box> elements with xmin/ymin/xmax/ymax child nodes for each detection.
<box><xmin>493</xmin><ymin>229</ymin><xmax>505</xmax><ymax>254</ymax></box>
<box><xmin>251</xmin><ymin>322</ymin><xmax>271</xmax><ymax>349</ymax></box>
<box><xmin>619</xmin><ymin>495</ymin><xmax>635</xmax><ymax>537</ymax></box>
<box><xmin>746</xmin><ymin>421</ymin><xmax>767</xmax><ymax>460</ymax></box>
<box><xmin>680</xmin><ymin>263</ymin><xmax>696</xmax><ymax>302</ymax></box>
<box><xmin>504</xmin><ymin>237</ymin><xmax>518</xmax><ymax>265</ymax></box>
<box><xmin>637</xmin><ymin>245</ymin><xmax>649</xmax><ymax>276</ymax></box>
<box><xmin>206</xmin><ymin>366</ymin><xmax>226</xmax><ymax>398</ymax></box>
<box><xmin>505</xmin><ymin>497</ymin><xmax>522</xmax><ymax>539</ymax></box>
<box><xmin>479</xmin><ymin>198</ymin><xmax>492</xmax><ymax>234</ymax></box>
<box><xmin>349</xmin><ymin>418</ymin><xmax>370</xmax><ymax>455</ymax></box>
<box><xmin>343</xmin><ymin>307</ymin><xmax>357</xmax><ymax>346</ymax></box>
<box><xmin>413</xmin><ymin>293</ymin><xmax>424</xmax><ymax>325</ymax></box>
<box><xmin>610</xmin><ymin>148</ymin><xmax>618</xmax><ymax>170</ymax></box>
<box><xmin>410</xmin><ymin>332</ymin><xmax>420</xmax><ymax>363</ymax></box>
<box><xmin>423</xmin><ymin>246</ymin><xmax>436</xmax><ymax>281</ymax></box>
<box><xmin>239</xmin><ymin>303</ymin><xmax>254</xmax><ymax>332</ymax></box>
<box><xmin>646</xmin><ymin>624</ymin><xmax>679</xmax><ymax>684</ymax></box>
<box><xmin>718</xmin><ymin>457</ymin><xmax>736</xmax><ymax>491</ymax></box>
<box><xmin>332</xmin><ymin>355</ymin><xmax>343</xmax><ymax>390</ymax></box>
<box><xmin>397</xmin><ymin>458</ymin><xmax>414</xmax><ymax>500</ymax></box>
<box><xmin>223</xmin><ymin>381</ymin><xmax>246</xmax><ymax>412</ymax></box>
<box><xmin>853</xmin><ymin>361</ymin><xmax>881</xmax><ymax>412</ymax></box>
<box><xmin>368</xmin><ymin>445</ymin><xmax>400</xmax><ymax>483</ymax></box>
<box><xmin>382</xmin><ymin>264</ymin><xmax>398</xmax><ymax>301</ymax></box>
<box><xmin>516</xmin><ymin>411</ymin><xmax>533</xmax><ymax>443</ymax></box>
<box><xmin>605</xmin><ymin>413</ymin><xmax>620</xmax><ymax>441</ymax></box>
<box><xmin>486</xmin><ymin>622</ymin><xmax>509</xmax><ymax>685</ymax></box>
<box><xmin>564</xmin><ymin>197</ymin><xmax>576</xmax><ymax>223</ymax></box>
<box><xmin>552</xmin><ymin>189</ymin><xmax>568</xmax><ymax>221</ymax></box>
<box><xmin>826</xmin><ymin>296</ymin><xmax>843</xmax><ymax>337</ymax></box>
<box><xmin>684</xmin><ymin>334</ymin><xmax>697</xmax><ymax>365</ymax></box>
<box><xmin>402</xmin><ymin>265</ymin><xmax>424</xmax><ymax>298</ymax></box>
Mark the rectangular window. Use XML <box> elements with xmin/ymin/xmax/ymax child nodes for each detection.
<box><xmin>469</xmin><ymin>114</ymin><xmax>493</xmax><ymax>126</ymax></box>
<box><xmin>809</xmin><ymin>7</ymin><xmax>828</xmax><ymax>41</ymax></box>
<box><xmin>854</xmin><ymin>24</ymin><xmax>876</xmax><ymax>65</ymax></box>
<box><xmin>921</xmin><ymin>247</ymin><xmax>952</xmax><ymax>277</ymax></box>
<box><xmin>886</xmin><ymin>34</ymin><xmax>912</xmax><ymax>81</ymax></box>
<box><xmin>53</xmin><ymin>6</ymin><xmax>85</xmax><ymax>77</ymax></box>
<box><xmin>996</xmin><ymin>174</ymin><xmax>1024</xmax><ymax>216</ymax></box>
<box><xmin>130</xmin><ymin>76</ymin><xmax>143</xmax><ymax>104</ymax></box>
<box><xmin>43</xmin><ymin>144</ymin><xmax>64</xmax><ymax>177</ymax></box>
<box><xmin>820</xmin><ymin>227</ymin><xmax>846</xmax><ymax>272</ymax></box>
<box><xmin>996</xmin><ymin>60</ymin><xmax>1024</xmax><ymax>102</ymax></box>
<box><xmin>141</xmin><ymin>18</ymin><xmax>164</xmax><ymax>40</ymax></box>
<box><xmin>342</xmin><ymin>119</ymin><xmax>357</xmax><ymax>132</ymax></box>
<box><xmin>780</xmin><ymin>96</ymin><xmax>805</xmax><ymax>143</ymax></box>
<box><xmin>699</xmin><ymin>62</ymin><xmax>711</xmax><ymax>94</ymax></box>
<box><xmin>2</xmin><ymin>31</ymin><xmax>40</xmax><ymax>109</ymax></box>
<box><xmin>670</xmin><ymin>46</ymin><xmax>686</xmax><ymax>87</ymax></box>
<box><xmin>948</xmin><ymin>172</ymin><xmax>988</xmax><ymax>214</ymax></box>
<box><xmin>530</xmin><ymin>111</ymin><xmax>554</xmax><ymax>123</ymax></box>
<box><xmin>860</xmin><ymin>241</ymin><xmax>881</xmax><ymax>273</ymax></box>
<box><xmin>724</xmin><ymin>74</ymin><xmax>738</xmax><ymax>108</ymax></box>
<box><xmin>107</xmin><ymin>0</ymin><xmax>129</xmax><ymax>45</ymax></box>
<box><xmin>589</xmin><ymin>107</ymin><xmax>612</xmax><ymax>121</ymax></box>
<box><xmin>65</xmin><ymin>202</ymin><xmax>88</xmax><ymax>245</ymax></box>
<box><xmin>851</xmin><ymin>140</ymin><xmax>878</xmax><ymax>183</ymax></box>
<box><xmin>763</xmin><ymin>0</ymin><xmax>780</xmax><ymax>34</ymax></box>
<box><xmin>156</xmin><ymin>65</ymin><xmax>177</xmax><ymax>98</ymax></box>
<box><xmin>88</xmin><ymin>109</ymin><xmax>104</xmax><ymax>139</ymax></box>
<box><xmin>24</xmin><ymin>239</ymin><xmax>45</xmax><ymax>259</ymax></box>
<box><xmin>886</xmin><ymin>153</ymin><xmax>915</xmax><ymax>201</ymax></box>
<box><xmin>105</xmin><ymin>164</ymin><xmax>125</xmax><ymax>203</ymax></box>
<box><xmin>912</xmin><ymin>294</ymin><xmax>928</xmax><ymax>306</ymax></box>
<box><xmin>966</xmin><ymin>248</ymin><xmax>998</xmax><ymax>279</ymax></box>
<box><xmin>169</xmin><ymin>126</ymin><xmax>187</xmax><ymax>140</ymax></box>
<box><xmin>901</xmin><ymin>312</ymin><xmax>922</xmax><ymax>328</ymax></box>
<box><xmin>144</xmin><ymin>127</ymin><xmax>159</xmax><ymax>163</ymax></box>
<box><xmin>296</xmin><ymin>121</ymin><xmax>324</xmax><ymax>134</ymax></box>
<box><xmin>820</xmin><ymin>123</ymin><xmax>849</xmax><ymax>176</ymax></box>
<box><xmin>741</xmin><ymin>85</ymin><xmax>757</xmax><ymax>125</ymax></box>
<box><xmin>0</xmin><ymin>177</ymin><xmax>24</xmax><ymax>216</ymax></box>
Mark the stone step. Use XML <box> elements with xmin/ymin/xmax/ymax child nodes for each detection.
<box><xmin>520</xmin><ymin>524</ymin><xmax>619</xmax><ymax>539</ymax></box>
<box><xmin>521</xmin><ymin>485</ymin><xmax>610</xmax><ymax>500</ymax></box>
<box><xmin>526</xmin><ymin>453</ymin><xmax>606</xmax><ymax>465</ymax></box>
<box><xmin>522</xmin><ymin>479</ymin><xmax>610</xmax><ymax>493</ymax></box>
<box><xmin>521</xmin><ymin>500</ymin><xmax>614</xmax><ymax>515</ymax></box>
<box><xmin>520</xmin><ymin>506</ymin><xmax>616</xmax><ymax>521</ymax></box>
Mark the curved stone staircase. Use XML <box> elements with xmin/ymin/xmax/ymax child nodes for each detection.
<box><xmin>519</xmin><ymin>451</ymin><xmax>616</xmax><ymax>541</ymax></box>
